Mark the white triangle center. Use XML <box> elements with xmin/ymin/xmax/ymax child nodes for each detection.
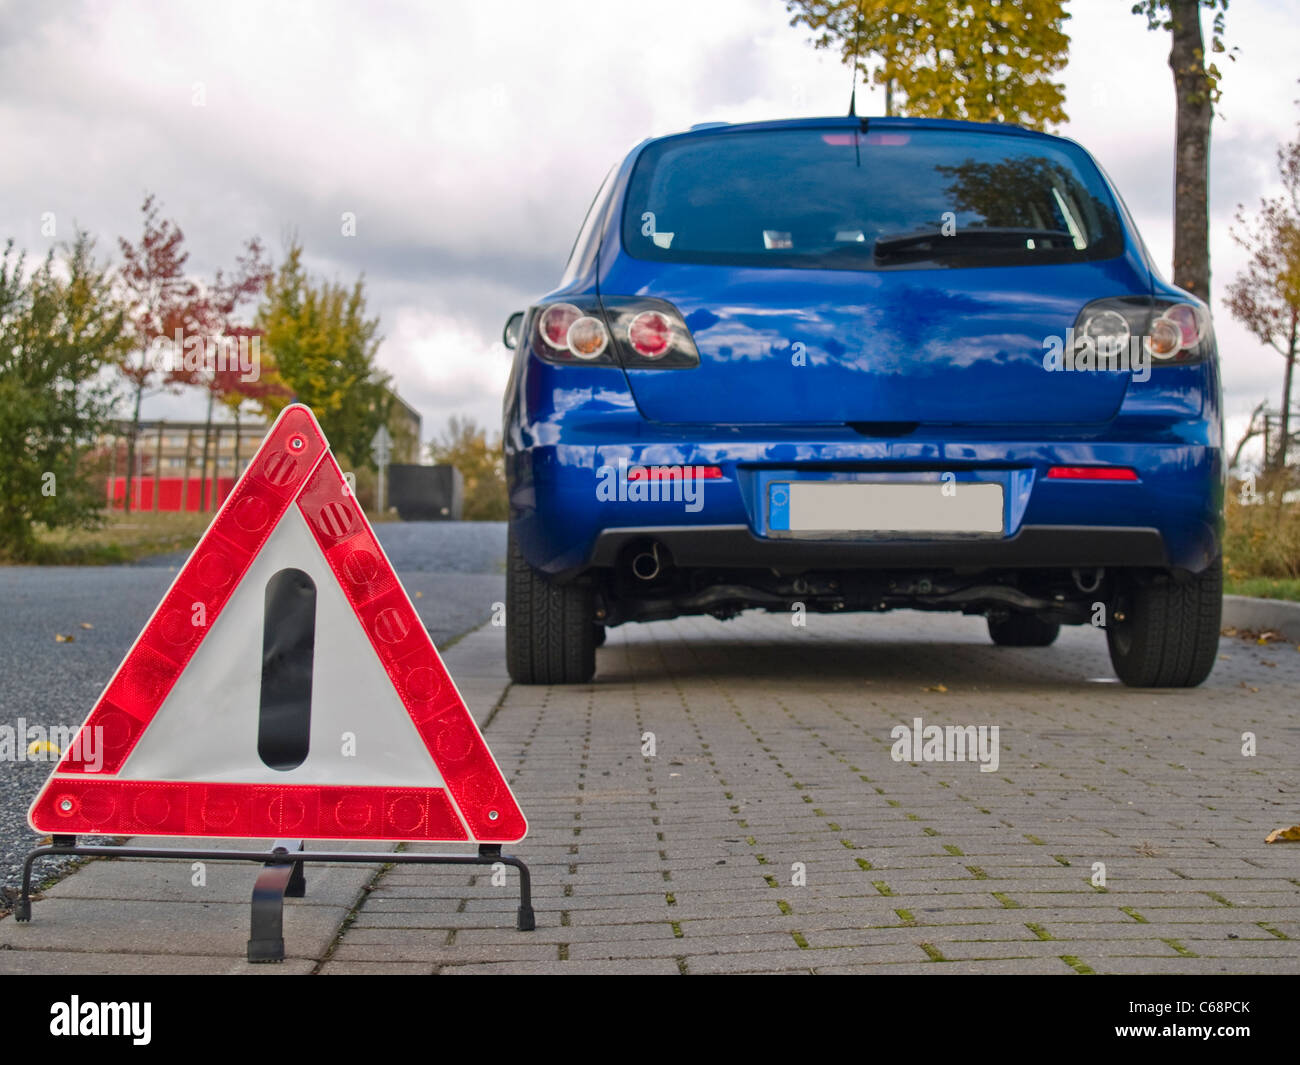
<box><xmin>118</xmin><ymin>504</ymin><xmax>446</xmax><ymax>789</ymax></box>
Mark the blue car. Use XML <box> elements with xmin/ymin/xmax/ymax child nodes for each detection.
<box><xmin>501</xmin><ymin>116</ymin><xmax>1223</xmax><ymax>688</ymax></box>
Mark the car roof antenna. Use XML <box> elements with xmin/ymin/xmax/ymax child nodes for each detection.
<box><xmin>846</xmin><ymin>2</ymin><xmax>861</xmax><ymax>118</ymax></box>
<box><xmin>847</xmin><ymin>0</ymin><xmax>864</xmax><ymax>165</ymax></box>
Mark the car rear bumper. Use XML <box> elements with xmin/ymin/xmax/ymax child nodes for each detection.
<box><xmin>586</xmin><ymin>523</ymin><xmax>1173</xmax><ymax>570</ymax></box>
<box><xmin>509</xmin><ymin>434</ymin><xmax>1223</xmax><ymax>579</ymax></box>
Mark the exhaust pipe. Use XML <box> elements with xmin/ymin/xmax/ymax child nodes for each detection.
<box><xmin>1072</xmin><ymin>567</ymin><xmax>1105</xmax><ymax>594</ymax></box>
<box><xmin>631</xmin><ymin>543</ymin><xmax>662</xmax><ymax>581</ymax></box>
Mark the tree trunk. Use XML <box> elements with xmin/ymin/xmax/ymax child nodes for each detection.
<box><xmin>199</xmin><ymin>386</ymin><xmax>214</xmax><ymax>510</ymax></box>
<box><xmin>1279</xmin><ymin>323</ymin><xmax>1297</xmax><ymax>469</ymax></box>
<box><xmin>211</xmin><ymin>424</ymin><xmax>222</xmax><ymax>512</ymax></box>
<box><xmin>1168</xmin><ymin>0</ymin><xmax>1213</xmax><ymax>302</ymax></box>
<box><xmin>181</xmin><ymin>425</ymin><xmax>193</xmax><ymax>512</ymax></box>
<box><xmin>106</xmin><ymin>431</ymin><xmax>118</xmax><ymax>509</ymax></box>
<box><xmin>124</xmin><ymin>378</ymin><xmax>144</xmax><ymax>514</ymax></box>
<box><xmin>153</xmin><ymin>420</ymin><xmax>164</xmax><ymax>511</ymax></box>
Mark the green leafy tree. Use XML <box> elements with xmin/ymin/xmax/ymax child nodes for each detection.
<box><xmin>786</xmin><ymin>0</ymin><xmax>1071</xmax><ymax>130</ymax></box>
<box><xmin>0</xmin><ymin>233</ymin><xmax>128</xmax><ymax>559</ymax></box>
<box><xmin>256</xmin><ymin>239</ymin><xmax>389</xmax><ymax>467</ymax></box>
<box><xmin>427</xmin><ymin>416</ymin><xmax>507</xmax><ymax>521</ymax></box>
<box><xmin>1133</xmin><ymin>0</ymin><xmax>1233</xmax><ymax>301</ymax></box>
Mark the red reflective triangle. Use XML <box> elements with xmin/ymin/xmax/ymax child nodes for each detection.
<box><xmin>28</xmin><ymin>405</ymin><xmax>526</xmax><ymax>843</ymax></box>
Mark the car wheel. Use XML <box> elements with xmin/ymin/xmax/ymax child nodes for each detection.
<box><xmin>1106</xmin><ymin>559</ymin><xmax>1222</xmax><ymax>688</ymax></box>
<box><xmin>506</xmin><ymin>529</ymin><xmax>596</xmax><ymax>684</ymax></box>
<box><xmin>987</xmin><ymin>613</ymin><xmax>1060</xmax><ymax>647</ymax></box>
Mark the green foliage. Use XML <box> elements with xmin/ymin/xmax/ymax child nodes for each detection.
<box><xmin>256</xmin><ymin>239</ymin><xmax>389</xmax><ymax>467</ymax></box>
<box><xmin>1132</xmin><ymin>0</ymin><xmax>1232</xmax><ymax>106</ymax></box>
<box><xmin>786</xmin><ymin>0</ymin><xmax>1071</xmax><ymax>130</ymax></box>
<box><xmin>1223</xmin><ymin>575</ymin><xmax>1300</xmax><ymax>602</ymax></box>
<box><xmin>0</xmin><ymin>233</ymin><xmax>127</xmax><ymax>560</ymax></box>
<box><xmin>427</xmin><ymin>416</ymin><xmax>507</xmax><ymax>521</ymax></box>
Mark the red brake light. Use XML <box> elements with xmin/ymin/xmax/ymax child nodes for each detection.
<box><xmin>1047</xmin><ymin>466</ymin><xmax>1139</xmax><ymax>482</ymax></box>
<box><xmin>539</xmin><ymin>303</ymin><xmax>581</xmax><ymax>350</ymax></box>
<box><xmin>1163</xmin><ymin>304</ymin><xmax>1203</xmax><ymax>348</ymax></box>
<box><xmin>628</xmin><ymin>310</ymin><xmax>672</xmax><ymax>358</ymax></box>
<box><xmin>626</xmin><ymin>465</ymin><xmax>723</xmax><ymax>481</ymax></box>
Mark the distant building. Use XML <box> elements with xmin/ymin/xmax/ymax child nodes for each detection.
<box><xmin>98</xmin><ymin>419</ymin><xmax>268</xmax><ymax>511</ymax></box>
<box><xmin>99</xmin><ymin>390</ymin><xmax>421</xmax><ymax>511</ymax></box>
<box><xmin>386</xmin><ymin>389</ymin><xmax>422</xmax><ymax>463</ymax></box>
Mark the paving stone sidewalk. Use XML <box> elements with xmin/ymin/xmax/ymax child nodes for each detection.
<box><xmin>4</xmin><ymin>611</ymin><xmax>1299</xmax><ymax>975</ymax></box>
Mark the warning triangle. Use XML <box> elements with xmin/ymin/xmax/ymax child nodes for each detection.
<box><xmin>29</xmin><ymin>405</ymin><xmax>526</xmax><ymax>844</ymax></box>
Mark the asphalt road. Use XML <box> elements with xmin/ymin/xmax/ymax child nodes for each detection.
<box><xmin>0</xmin><ymin>521</ymin><xmax>507</xmax><ymax>892</ymax></box>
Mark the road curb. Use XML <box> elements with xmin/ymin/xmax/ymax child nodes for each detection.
<box><xmin>1223</xmin><ymin>594</ymin><xmax>1300</xmax><ymax>641</ymax></box>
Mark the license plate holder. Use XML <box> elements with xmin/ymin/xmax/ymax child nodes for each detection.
<box><xmin>768</xmin><ymin>480</ymin><xmax>1005</xmax><ymax>536</ymax></box>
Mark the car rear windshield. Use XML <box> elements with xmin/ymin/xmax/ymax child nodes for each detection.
<box><xmin>622</xmin><ymin>126</ymin><xmax>1125</xmax><ymax>270</ymax></box>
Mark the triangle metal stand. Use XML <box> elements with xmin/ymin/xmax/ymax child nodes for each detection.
<box><xmin>16</xmin><ymin>835</ymin><xmax>535</xmax><ymax>963</ymax></box>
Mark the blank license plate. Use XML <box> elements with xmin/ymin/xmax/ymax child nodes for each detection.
<box><xmin>774</xmin><ymin>482</ymin><xmax>1004</xmax><ymax>534</ymax></box>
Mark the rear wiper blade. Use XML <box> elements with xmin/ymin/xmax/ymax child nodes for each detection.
<box><xmin>874</xmin><ymin>227</ymin><xmax>1075</xmax><ymax>257</ymax></box>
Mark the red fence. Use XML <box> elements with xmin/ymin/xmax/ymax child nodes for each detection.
<box><xmin>106</xmin><ymin>476</ymin><xmax>237</xmax><ymax>512</ymax></box>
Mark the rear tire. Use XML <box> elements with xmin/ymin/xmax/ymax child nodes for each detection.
<box><xmin>987</xmin><ymin>613</ymin><xmax>1060</xmax><ymax>647</ymax></box>
<box><xmin>1106</xmin><ymin>559</ymin><xmax>1222</xmax><ymax>688</ymax></box>
<box><xmin>506</xmin><ymin>529</ymin><xmax>596</xmax><ymax>685</ymax></box>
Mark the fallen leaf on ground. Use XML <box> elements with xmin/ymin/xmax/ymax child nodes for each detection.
<box><xmin>923</xmin><ymin>684</ymin><xmax>948</xmax><ymax>693</ymax></box>
<box><xmin>54</xmin><ymin>633</ymin><xmax>74</xmax><ymax>643</ymax></box>
<box><xmin>1239</xmin><ymin>681</ymin><xmax>1259</xmax><ymax>693</ymax></box>
<box><xmin>1265</xmin><ymin>825</ymin><xmax>1300</xmax><ymax>844</ymax></box>
<box><xmin>79</xmin><ymin>622</ymin><xmax>93</xmax><ymax>630</ymax></box>
<box><xmin>1225</xmin><ymin>627</ymin><xmax>1285</xmax><ymax>644</ymax></box>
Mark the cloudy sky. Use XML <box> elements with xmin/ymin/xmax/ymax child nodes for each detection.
<box><xmin>1</xmin><ymin>0</ymin><xmax>1297</xmax><ymax>460</ymax></box>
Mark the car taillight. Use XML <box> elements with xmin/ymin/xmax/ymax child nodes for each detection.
<box><xmin>526</xmin><ymin>297</ymin><xmax>699</xmax><ymax>369</ymax></box>
<box><xmin>567</xmin><ymin>315</ymin><xmax>609</xmax><ymax>359</ymax></box>
<box><xmin>1071</xmin><ymin>296</ymin><xmax>1213</xmax><ymax>369</ymax></box>
<box><xmin>628</xmin><ymin>311</ymin><xmax>671</xmax><ymax>358</ymax></box>
<box><xmin>1143</xmin><ymin>315</ymin><xmax>1183</xmax><ymax>359</ymax></box>
<box><xmin>601</xmin><ymin>297</ymin><xmax>700</xmax><ymax>368</ymax></box>
<box><xmin>539</xmin><ymin>303</ymin><xmax>581</xmax><ymax>350</ymax></box>
<box><xmin>1145</xmin><ymin>303</ymin><xmax>1205</xmax><ymax>359</ymax></box>
<box><xmin>1077</xmin><ymin>308</ymin><xmax>1130</xmax><ymax>355</ymax></box>
<box><xmin>529</xmin><ymin>302</ymin><xmax>614</xmax><ymax>363</ymax></box>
